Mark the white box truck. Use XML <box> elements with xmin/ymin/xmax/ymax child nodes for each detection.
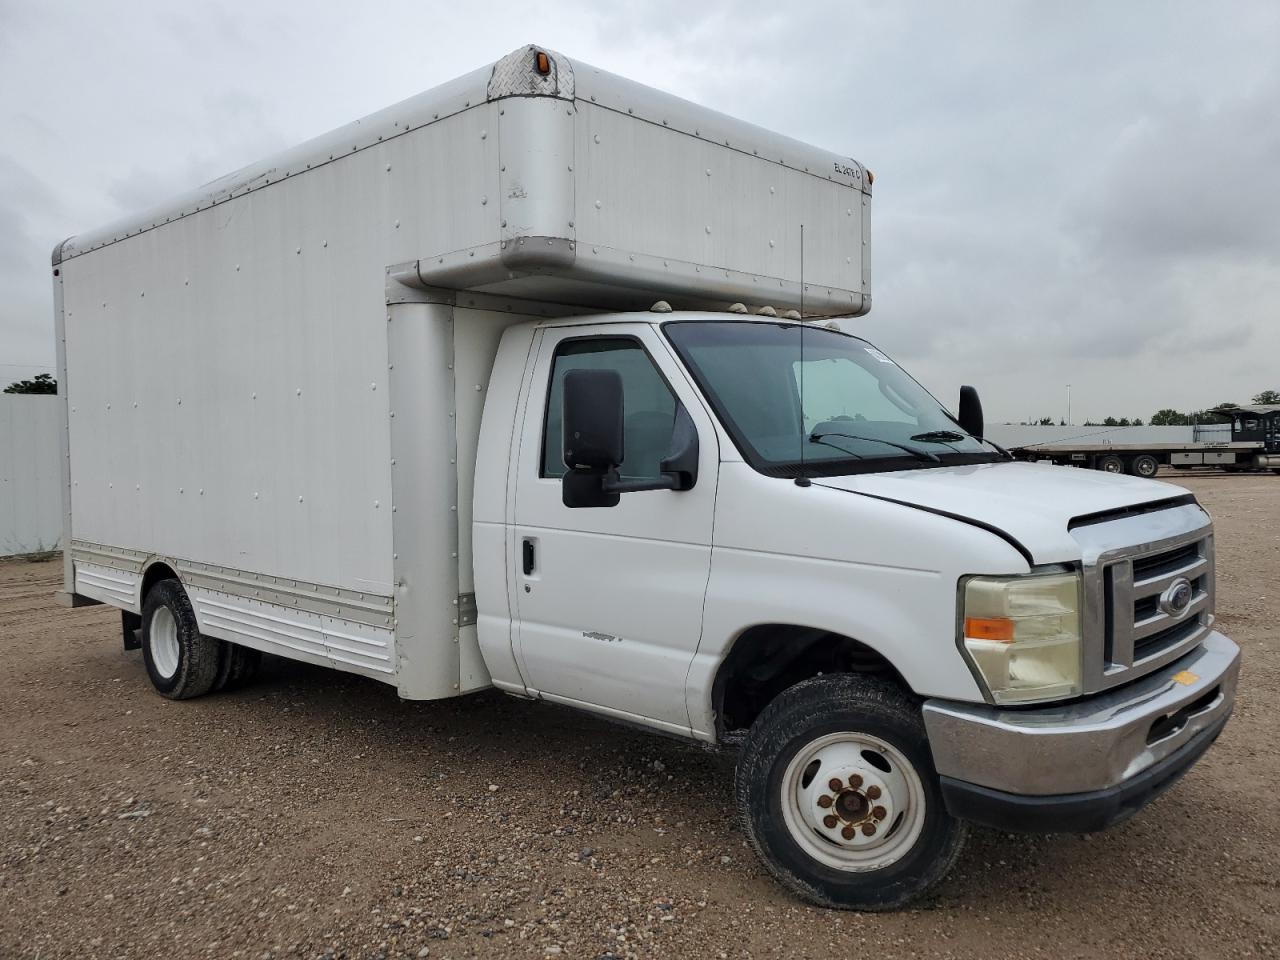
<box><xmin>52</xmin><ymin>45</ymin><xmax>1239</xmax><ymax>909</ymax></box>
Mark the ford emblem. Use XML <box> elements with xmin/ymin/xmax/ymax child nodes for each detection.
<box><xmin>1158</xmin><ymin>577</ymin><xmax>1195</xmax><ymax>618</ymax></box>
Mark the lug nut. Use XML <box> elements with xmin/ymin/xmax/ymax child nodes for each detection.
<box><xmin>861</xmin><ymin>823</ymin><xmax>876</xmax><ymax>837</ymax></box>
<box><xmin>841</xmin><ymin>825</ymin><xmax>856</xmax><ymax>841</ymax></box>
<box><xmin>817</xmin><ymin>795</ymin><xmax>833</xmax><ymax>809</ymax></box>
<box><xmin>828</xmin><ymin>778</ymin><xmax>844</xmax><ymax>792</ymax></box>
<box><xmin>872</xmin><ymin>805</ymin><xmax>887</xmax><ymax>820</ymax></box>
<box><xmin>866</xmin><ymin>785</ymin><xmax>882</xmax><ymax>800</ymax></box>
<box><xmin>847</xmin><ymin>774</ymin><xmax>863</xmax><ymax>789</ymax></box>
<box><xmin>823</xmin><ymin>815</ymin><xmax>839</xmax><ymax>829</ymax></box>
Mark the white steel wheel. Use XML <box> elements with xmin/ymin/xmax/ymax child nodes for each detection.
<box><xmin>148</xmin><ymin>605</ymin><xmax>181</xmax><ymax>679</ymax></box>
<box><xmin>140</xmin><ymin>578</ymin><xmax>221</xmax><ymax>700</ymax></box>
<box><xmin>735</xmin><ymin>673</ymin><xmax>968</xmax><ymax>910</ymax></box>
<box><xmin>780</xmin><ymin>731</ymin><xmax>927</xmax><ymax>872</ymax></box>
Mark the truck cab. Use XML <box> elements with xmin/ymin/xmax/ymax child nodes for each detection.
<box><xmin>473</xmin><ymin>308</ymin><xmax>1239</xmax><ymax>907</ymax></box>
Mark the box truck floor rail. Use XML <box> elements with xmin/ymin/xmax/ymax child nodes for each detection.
<box><xmin>52</xmin><ymin>45</ymin><xmax>1239</xmax><ymax>910</ymax></box>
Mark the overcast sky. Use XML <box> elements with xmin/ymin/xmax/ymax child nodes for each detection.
<box><xmin>2</xmin><ymin>0</ymin><xmax>1277</xmax><ymax>422</ymax></box>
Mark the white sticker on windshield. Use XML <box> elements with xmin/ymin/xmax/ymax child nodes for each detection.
<box><xmin>865</xmin><ymin>347</ymin><xmax>895</xmax><ymax>364</ymax></box>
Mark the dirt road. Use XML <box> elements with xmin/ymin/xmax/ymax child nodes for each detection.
<box><xmin>2</xmin><ymin>474</ymin><xmax>1276</xmax><ymax>959</ymax></box>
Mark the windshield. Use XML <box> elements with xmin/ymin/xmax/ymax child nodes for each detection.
<box><xmin>665</xmin><ymin>320</ymin><xmax>998</xmax><ymax>477</ymax></box>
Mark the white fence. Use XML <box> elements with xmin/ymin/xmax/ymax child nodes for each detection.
<box><xmin>0</xmin><ymin>395</ymin><xmax>62</xmax><ymax>556</ymax></box>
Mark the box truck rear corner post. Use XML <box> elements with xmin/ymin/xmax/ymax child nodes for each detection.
<box><xmin>51</xmin><ymin>45</ymin><xmax>1240</xmax><ymax>910</ymax></box>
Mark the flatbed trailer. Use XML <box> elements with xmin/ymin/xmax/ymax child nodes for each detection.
<box><xmin>1012</xmin><ymin>440</ymin><xmax>1279</xmax><ymax>477</ymax></box>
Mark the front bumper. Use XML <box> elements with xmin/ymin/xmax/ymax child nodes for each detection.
<box><xmin>922</xmin><ymin>631</ymin><xmax>1240</xmax><ymax>832</ymax></box>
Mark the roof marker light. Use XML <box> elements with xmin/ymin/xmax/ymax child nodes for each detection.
<box><xmin>535</xmin><ymin>51</ymin><xmax>551</xmax><ymax>75</ymax></box>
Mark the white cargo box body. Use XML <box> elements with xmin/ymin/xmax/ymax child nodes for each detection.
<box><xmin>53</xmin><ymin>45</ymin><xmax>871</xmax><ymax>698</ymax></box>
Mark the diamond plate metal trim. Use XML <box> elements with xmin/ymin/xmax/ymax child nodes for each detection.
<box><xmin>487</xmin><ymin>45</ymin><xmax>573</xmax><ymax>101</ymax></box>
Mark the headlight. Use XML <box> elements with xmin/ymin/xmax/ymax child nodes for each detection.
<box><xmin>960</xmin><ymin>571</ymin><xmax>1082</xmax><ymax>705</ymax></box>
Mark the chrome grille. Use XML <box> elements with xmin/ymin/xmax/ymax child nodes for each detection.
<box><xmin>1108</xmin><ymin>534</ymin><xmax>1212</xmax><ymax>667</ymax></box>
<box><xmin>1073</xmin><ymin>502</ymin><xmax>1215</xmax><ymax>694</ymax></box>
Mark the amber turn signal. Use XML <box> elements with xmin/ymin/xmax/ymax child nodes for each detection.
<box><xmin>965</xmin><ymin>617</ymin><xmax>1015</xmax><ymax>642</ymax></box>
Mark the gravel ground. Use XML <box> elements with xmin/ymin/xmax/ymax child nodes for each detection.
<box><xmin>2</xmin><ymin>474</ymin><xmax>1276</xmax><ymax>959</ymax></box>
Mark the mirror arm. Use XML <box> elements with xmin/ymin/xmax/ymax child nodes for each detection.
<box><xmin>603</xmin><ymin>473</ymin><xmax>682</xmax><ymax>494</ymax></box>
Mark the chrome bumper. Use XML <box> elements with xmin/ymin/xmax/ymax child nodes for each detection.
<box><xmin>922</xmin><ymin>631</ymin><xmax>1240</xmax><ymax>797</ymax></box>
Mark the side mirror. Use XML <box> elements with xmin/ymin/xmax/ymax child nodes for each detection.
<box><xmin>560</xmin><ymin>369</ymin><xmax>701</xmax><ymax>508</ymax></box>
<box><xmin>561</xmin><ymin>369</ymin><xmax>624</xmax><ymax>508</ymax></box>
<box><xmin>562</xmin><ymin>369</ymin><xmax>624</xmax><ymax>472</ymax></box>
<box><xmin>657</xmin><ymin>406</ymin><xmax>699</xmax><ymax>491</ymax></box>
<box><xmin>958</xmin><ymin>385</ymin><xmax>984</xmax><ymax>440</ymax></box>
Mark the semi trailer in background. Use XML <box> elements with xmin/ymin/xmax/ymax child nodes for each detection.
<box><xmin>51</xmin><ymin>45</ymin><xmax>1239</xmax><ymax>910</ymax></box>
<box><xmin>998</xmin><ymin>407</ymin><xmax>1280</xmax><ymax>477</ymax></box>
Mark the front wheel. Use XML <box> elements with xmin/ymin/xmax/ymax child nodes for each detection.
<box><xmin>735</xmin><ymin>674</ymin><xmax>967</xmax><ymax>910</ymax></box>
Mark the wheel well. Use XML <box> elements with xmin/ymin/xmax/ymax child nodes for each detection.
<box><xmin>139</xmin><ymin>561</ymin><xmax>180</xmax><ymax>606</ymax></box>
<box><xmin>713</xmin><ymin>625</ymin><xmax>909</xmax><ymax>736</ymax></box>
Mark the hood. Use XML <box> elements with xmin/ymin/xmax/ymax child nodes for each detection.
<box><xmin>814</xmin><ymin>461</ymin><xmax>1189</xmax><ymax>564</ymax></box>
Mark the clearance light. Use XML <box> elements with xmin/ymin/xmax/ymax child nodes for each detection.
<box><xmin>535</xmin><ymin>51</ymin><xmax>551</xmax><ymax>75</ymax></box>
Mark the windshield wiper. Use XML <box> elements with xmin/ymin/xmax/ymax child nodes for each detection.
<box><xmin>810</xmin><ymin>430</ymin><xmax>941</xmax><ymax>464</ymax></box>
<box><xmin>979</xmin><ymin>437</ymin><xmax>1014</xmax><ymax>460</ymax></box>
<box><xmin>939</xmin><ymin>413</ymin><xmax>1014</xmax><ymax>460</ymax></box>
<box><xmin>910</xmin><ymin>430</ymin><xmax>966</xmax><ymax>444</ymax></box>
<box><xmin>912</xmin><ymin>429</ymin><xmax>1013</xmax><ymax>461</ymax></box>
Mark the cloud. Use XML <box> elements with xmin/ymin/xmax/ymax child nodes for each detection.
<box><xmin>1073</xmin><ymin>75</ymin><xmax>1280</xmax><ymax>264</ymax></box>
<box><xmin>1</xmin><ymin>0</ymin><xmax>1278</xmax><ymax>418</ymax></box>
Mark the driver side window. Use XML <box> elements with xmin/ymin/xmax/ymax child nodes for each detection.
<box><xmin>541</xmin><ymin>338</ymin><xmax>678</xmax><ymax>481</ymax></box>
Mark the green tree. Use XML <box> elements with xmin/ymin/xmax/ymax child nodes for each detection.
<box><xmin>1253</xmin><ymin>389</ymin><xmax>1280</xmax><ymax>404</ymax></box>
<box><xmin>3</xmin><ymin>373</ymin><xmax>56</xmax><ymax>394</ymax></box>
<box><xmin>1150</xmin><ymin>408</ymin><xmax>1191</xmax><ymax>426</ymax></box>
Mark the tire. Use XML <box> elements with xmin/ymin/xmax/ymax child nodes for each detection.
<box><xmin>141</xmin><ymin>579</ymin><xmax>221</xmax><ymax>700</ymax></box>
<box><xmin>1129</xmin><ymin>454</ymin><xmax>1160</xmax><ymax>478</ymax></box>
<box><xmin>213</xmin><ymin>642</ymin><xmax>262</xmax><ymax>692</ymax></box>
<box><xmin>735</xmin><ymin>674</ymin><xmax>967</xmax><ymax>910</ymax></box>
<box><xmin>1097</xmin><ymin>455</ymin><xmax>1124</xmax><ymax>473</ymax></box>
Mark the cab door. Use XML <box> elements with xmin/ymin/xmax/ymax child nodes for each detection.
<box><xmin>510</xmin><ymin>323</ymin><xmax>717</xmax><ymax>734</ymax></box>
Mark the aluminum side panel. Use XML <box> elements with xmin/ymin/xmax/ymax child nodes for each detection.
<box><xmin>573</xmin><ymin>100</ymin><xmax>864</xmax><ymax>301</ymax></box>
<box><xmin>387</xmin><ymin>302</ymin><xmax>460</xmax><ymax>699</ymax></box>
<box><xmin>59</xmin><ymin>109</ymin><xmax>501</xmax><ymax>595</ymax></box>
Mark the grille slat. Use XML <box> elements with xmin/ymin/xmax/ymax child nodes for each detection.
<box><xmin>1132</xmin><ymin>542</ymin><xmax>1200</xmax><ymax>581</ymax></box>
<box><xmin>1102</xmin><ymin>532</ymin><xmax>1213</xmax><ymax>678</ymax></box>
<box><xmin>1134</xmin><ymin>617</ymin><xmax>1203</xmax><ymax>661</ymax></box>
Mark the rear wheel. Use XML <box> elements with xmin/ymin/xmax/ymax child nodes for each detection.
<box><xmin>212</xmin><ymin>642</ymin><xmax>263</xmax><ymax>692</ymax></box>
<box><xmin>1129</xmin><ymin>454</ymin><xmax>1160</xmax><ymax>478</ymax></box>
<box><xmin>141</xmin><ymin>580</ymin><xmax>220</xmax><ymax>699</ymax></box>
<box><xmin>735</xmin><ymin>674</ymin><xmax>967</xmax><ymax>910</ymax></box>
<box><xmin>1097</xmin><ymin>454</ymin><xmax>1124</xmax><ymax>473</ymax></box>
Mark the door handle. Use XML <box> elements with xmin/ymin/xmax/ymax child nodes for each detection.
<box><xmin>522</xmin><ymin>538</ymin><xmax>535</xmax><ymax>576</ymax></box>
